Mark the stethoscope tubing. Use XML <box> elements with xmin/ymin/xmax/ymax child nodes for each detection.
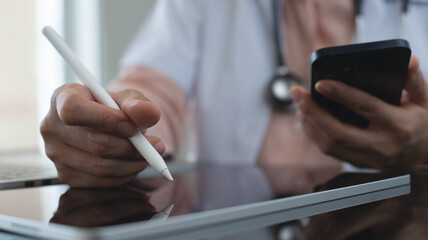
<box><xmin>268</xmin><ymin>0</ymin><xmax>410</xmax><ymax>111</ymax></box>
<box><xmin>273</xmin><ymin>0</ymin><xmax>410</xmax><ymax>72</ymax></box>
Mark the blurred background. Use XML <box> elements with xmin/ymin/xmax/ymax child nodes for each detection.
<box><xmin>0</xmin><ymin>0</ymin><xmax>155</xmax><ymax>155</ymax></box>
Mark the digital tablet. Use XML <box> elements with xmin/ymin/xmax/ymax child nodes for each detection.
<box><xmin>0</xmin><ymin>163</ymin><xmax>410</xmax><ymax>240</ymax></box>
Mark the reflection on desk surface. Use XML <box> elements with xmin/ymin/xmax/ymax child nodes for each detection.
<box><xmin>0</xmin><ymin>162</ymin><xmax>422</xmax><ymax>239</ymax></box>
<box><xmin>301</xmin><ymin>171</ymin><xmax>428</xmax><ymax>240</ymax></box>
<box><xmin>36</xmin><ymin>163</ymin><xmax>341</xmax><ymax>228</ymax></box>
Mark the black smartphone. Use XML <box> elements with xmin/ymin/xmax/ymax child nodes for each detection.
<box><xmin>311</xmin><ymin>39</ymin><xmax>411</xmax><ymax>128</ymax></box>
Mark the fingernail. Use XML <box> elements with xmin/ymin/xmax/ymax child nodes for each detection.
<box><xmin>315</xmin><ymin>82</ymin><xmax>333</xmax><ymax>94</ymax></box>
<box><xmin>290</xmin><ymin>89</ymin><xmax>302</xmax><ymax>104</ymax></box>
<box><xmin>154</xmin><ymin>141</ymin><xmax>165</xmax><ymax>154</ymax></box>
<box><xmin>117</xmin><ymin>121</ymin><xmax>137</xmax><ymax>137</ymax></box>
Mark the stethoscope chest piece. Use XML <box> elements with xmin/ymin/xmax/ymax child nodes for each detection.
<box><xmin>267</xmin><ymin>67</ymin><xmax>304</xmax><ymax>112</ymax></box>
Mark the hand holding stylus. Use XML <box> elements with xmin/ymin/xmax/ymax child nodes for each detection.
<box><xmin>40</xmin><ymin>26</ymin><xmax>172</xmax><ymax>187</ymax></box>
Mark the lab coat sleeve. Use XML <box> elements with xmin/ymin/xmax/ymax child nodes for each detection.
<box><xmin>120</xmin><ymin>0</ymin><xmax>202</xmax><ymax>96</ymax></box>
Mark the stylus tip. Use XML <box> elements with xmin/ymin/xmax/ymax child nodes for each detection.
<box><xmin>161</xmin><ymin>168</ymin><xmax>174</xmax><ymax>181</ymax></box>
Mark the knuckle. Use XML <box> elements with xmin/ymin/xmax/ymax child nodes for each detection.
<box><xmin>95</xmin><ymin>109</ymin><xmax>119</xmax><ymax>132</ymax></box>
<box><xmin>325</xmin><ymin>129</ymin><xmax>340</xmax><ymax>142</ymax></box>
<box><xmin>393</xmin><ymin>122</ymin><xmax>414</xmax><ymax>141</ymax></box>
<box><xmin>44</xmin><ymin>144</ymin><xmax>59</xmax><ymax>161</ymax></box>
<box><xmin>56</xmin><ymin>171</ymin><xmax>69</xmax><ymax>184</ymax></box>
<box><xmin>88</xmin><ymin>133</ymin><xmax>116</xmax><ymax>156</ymax></box>
<box><xmin>93</xmin><ymin>158</ymin><xmax>116</xmax><ymax>177</ymax></box>
<box><xmin>320</xmin><ymin>139</ymin><xmax>335</xmax><ymax>155</ymax></box>
<box><xmin>353</xmin><ymin>102</ymin><xmax>374</xmax><ymax>114</ymax></box>
<box><xmin>325</xmin><ymin>131</ymin><xmax>341</xmax><ymax>147</ymax></box>
<box><xmin>39</xmin><ymin>117</ymin><xmax>53</xmax><ymax>138</ymax></box>
<box><xmin>319</xmin><ymin>128</ymin><xmax>346</xmax><ymax>155</ymax></box>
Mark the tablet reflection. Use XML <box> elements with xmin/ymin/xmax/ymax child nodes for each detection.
<box><xmin>303</xmin><ymin>171</ymin><xmax>428</xmax><ymax>240</ymax></box>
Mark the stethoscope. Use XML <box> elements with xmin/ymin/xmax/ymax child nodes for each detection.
<box><xmin>266</xmin><ymin>0</ymin><xmax>304</xmax><ymax>112</ymax></box>
<box><xmin>267</xmin><ymin>0</ymin><xmax>410</xmax><ymax>112</ymax></box>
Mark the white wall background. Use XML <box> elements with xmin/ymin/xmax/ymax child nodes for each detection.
<box><xmin>0</xmin><ymin>0</ymin><xmax>155</xmax><ymax>154</ymax></box>
<box><xmin>64</xmin><ymin>0</ymin><xmax>155</xmax><ymax>85</ymax></box>
<box><xmin>99</xmin><ymin>0</ymin><xmax>155</xmax><ymax>84</ymax></box>
<box><xmin>0</xmin><ymin>0</ymin><xmax>38</xmax><ymax>153</ymax></box>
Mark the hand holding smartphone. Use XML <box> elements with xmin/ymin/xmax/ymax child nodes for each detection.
<box><xmin>311</xmin><ymin>39</ymin><xmax>411</xmax><ymax>128</ymax></box>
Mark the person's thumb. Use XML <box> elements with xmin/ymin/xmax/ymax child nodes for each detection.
<box><xmin>110</xmin><ymin>89</ymin><xmax>161</xmax><ymax>130</ymax></box>
<box><xmin>405</xmin><ymin>55</ymin><xmax>428</xmax><ymax>106</ymax></box>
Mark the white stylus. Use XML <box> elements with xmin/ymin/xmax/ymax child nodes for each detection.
<box><xmin>42</xmin><ymin>26</ymin><xmax>173</xmax><ymax>181</ymax></box>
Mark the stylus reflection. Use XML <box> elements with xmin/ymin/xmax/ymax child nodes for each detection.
<box><xmin>148</xmin><ymin>203</ymin><xmax>175</xmax><ymax>223</ymax></box>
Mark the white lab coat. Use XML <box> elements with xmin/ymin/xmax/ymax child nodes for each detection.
<box><xmin>121</xmin><ymin>0</ymin><xmax>428</xmax><ymax>165</ymax></box>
